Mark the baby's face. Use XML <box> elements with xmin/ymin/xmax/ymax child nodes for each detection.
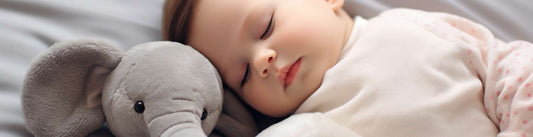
<box><xmin>188</xmin><ymin>0</ymin><xmax>351</xmax><ymax>117</ymax></box>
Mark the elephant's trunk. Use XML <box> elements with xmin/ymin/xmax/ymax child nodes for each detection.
<box><xmin>147</xmin><ymin>112</ymin><xmax>206</xmax><ymax>137</ymax></box>
<box><xmin>160</xmin><ymin>125</ymin><xmax>206</xmax><ymax>137</ymax></box>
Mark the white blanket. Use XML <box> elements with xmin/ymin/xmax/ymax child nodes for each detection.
<box><xmin>296</xmin><ymin>8</ymin><xmax>533</xmax><ymax>136</ymax></box>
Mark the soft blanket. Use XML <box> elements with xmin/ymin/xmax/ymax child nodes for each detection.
<box><xmin>296</xmin><ymin>9</ymin><xmax>533</xmax><ymax>137</ymax></box>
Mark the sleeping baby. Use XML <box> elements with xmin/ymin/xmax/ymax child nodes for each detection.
<box><xmin>162</xmin><ymin>0</ymin><xmax>533</xmax><ymax>136</ymax></box>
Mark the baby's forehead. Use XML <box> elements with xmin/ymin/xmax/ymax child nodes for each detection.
<box><xmin>188</xmin><ymin>0</ymin><xmax>252</xmax><ymax>41</ymax></box>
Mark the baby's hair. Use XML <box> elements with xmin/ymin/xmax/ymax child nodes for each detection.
<box><xmin>162</xmin><ymin>0</ymin><xmax>196</xmax><ymax>44</ymax></box>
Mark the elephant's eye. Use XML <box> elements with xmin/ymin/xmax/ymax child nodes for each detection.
<box><xmin>134</xmin><ymin>101</ymin><xmax>145</xmax><ymax>113</ymax></box>
<box><xmin>201</xmin><ymin>108</ymin><xmax>208</xmax><ymax>120</ymax></box>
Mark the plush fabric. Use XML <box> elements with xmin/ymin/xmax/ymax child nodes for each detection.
<box><xmin>210</xmin><ymin>89</ymin><xmax>257</xmax><ymax>137</ymax></box>
<box><xmin>22</xmin><ymin>40</ymin><xmax>224</xmax><ymax>136</ymax></box>
<box><xmin>22</xmin><ymin>40</ymin><xmax>121</xmax><ymax>137</ymax></box>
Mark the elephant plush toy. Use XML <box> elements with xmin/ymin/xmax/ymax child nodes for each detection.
<box><xmin>22</xmin><ymin>40</ymin><xmax>256</xmax><ymax>137</ymax></box>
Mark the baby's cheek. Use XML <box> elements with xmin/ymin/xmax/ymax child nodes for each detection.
<box><xmin>276</xmin><ymin>22</ymin><xmax>317</xmax><ymax>47</ymax></box>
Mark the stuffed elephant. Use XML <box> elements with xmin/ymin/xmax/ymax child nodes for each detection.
<box><xmin>22</xmin><ymin>40</ymin><xmax>256</xmax><ymax>137</ymax></box>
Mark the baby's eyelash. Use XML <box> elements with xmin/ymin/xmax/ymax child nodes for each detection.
<box><xmin>241</xmin><ymin>63</ymin><xmax>250</xmax><ymax>86</ymax></box>
<box><xmin>260</xmin><ymin>13</ymin><xmax>274</xmax><ymax>40</ymax></box>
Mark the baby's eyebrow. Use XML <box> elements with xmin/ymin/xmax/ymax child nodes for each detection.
<box><xmin>242</xmin><ymin>6</ymin><xmax>263</xmax><ymax>37</ymax></box>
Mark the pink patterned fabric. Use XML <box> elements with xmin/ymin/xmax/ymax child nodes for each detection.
<box><xmin>398</xmin><ymin>9</ymin><xmax>533</xmax><ymax>136</ymax></box>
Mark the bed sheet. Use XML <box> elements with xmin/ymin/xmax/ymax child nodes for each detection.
<box><xmin>0</xmin><ymin>1</ymin><xmax>164</xmax><ymax>136</ymax></box>
<box><xmin>0</xmin><ymin>0</ymin><xmax>531</xmax><ymax>136</ymax></box>
<box><xmin>344</xmin><ymin>0</ymin><xmax>533</xmax><ymax>42</ymax></box>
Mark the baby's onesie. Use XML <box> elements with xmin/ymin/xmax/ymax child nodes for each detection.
<box><xmin>295</xmin><ymin>9</ymin><xmax>533</xmax><ymax>137</ymax></box>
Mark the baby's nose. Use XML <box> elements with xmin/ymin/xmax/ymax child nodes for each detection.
<box><xmin>253</xmin><ymin>49</ymin><xmax>276</xmax><ymax>78</ymax></box>
<box><xmin>262</xmin><ymin>57</ymin><xmax>273</xmax><ymax>74</ymax></box>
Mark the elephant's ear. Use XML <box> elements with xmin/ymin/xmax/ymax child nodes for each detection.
<box><xmin>22</xmin><ymin>39</ymin><xmax>122</xmax><ymax>137</ymax></box>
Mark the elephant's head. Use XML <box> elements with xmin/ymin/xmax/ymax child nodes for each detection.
<box><xmin>22</xmin><ymin>40</ymin><xmax>223</xmax><ymax>137</ymax></box>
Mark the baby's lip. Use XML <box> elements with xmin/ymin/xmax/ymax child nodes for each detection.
<box><xmin>278</xmin><ymin>58</ymin><xmax>302</xmax><ymax>89</ymax></box>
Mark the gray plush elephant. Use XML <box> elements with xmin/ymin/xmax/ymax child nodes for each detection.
<box><xmin>22</xmin><ymin>40</ymin><xmax>227</xmax><ymax>137</ymax></box>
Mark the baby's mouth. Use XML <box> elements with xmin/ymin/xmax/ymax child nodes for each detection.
<box><xmin>278</xmin><ymin>58</ymin><xmax>302</xmax><ymax>89</ymax></box>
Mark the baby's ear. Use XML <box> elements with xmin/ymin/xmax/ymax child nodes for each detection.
<box><xmin>22</xmin><ymin>39</ymin><xmax>122</xmax><ymax>137</ymax></box>
<box><xmin>326</xmin><ymin>0</ymin><xmax>344</xmax><ymax>11</ymax></box>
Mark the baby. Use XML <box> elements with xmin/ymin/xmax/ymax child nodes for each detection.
<box><xmin>163</xmin><ymin>0</ymin><xmax>533</xmax><ymax>136</ymax></box>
